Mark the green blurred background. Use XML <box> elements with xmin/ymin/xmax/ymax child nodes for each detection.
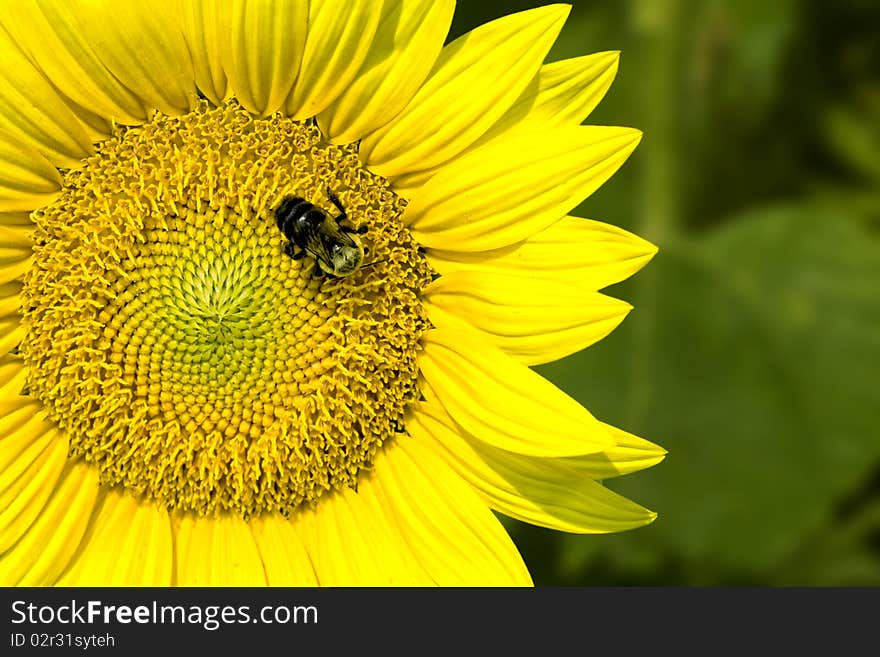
<box><xmin>450</xmin><ymin>0</ymin><xmax>880</xmax><ymax>585</ymax></box>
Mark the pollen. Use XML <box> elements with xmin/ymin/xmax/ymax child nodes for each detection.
<box><xmin>20</xmin><ymin>100</ymin><xmax>433</xmax><ymax>517</ymax></box>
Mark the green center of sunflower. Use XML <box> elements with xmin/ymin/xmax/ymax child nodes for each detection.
<box><xmin>20</xmin><ymin>100</ymin><xmax>432</xmax><ymax>517</ymax></box>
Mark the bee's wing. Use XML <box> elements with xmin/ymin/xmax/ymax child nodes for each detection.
<box><xmin>304</xmin><ymin>228</ymin><xmax>335</xmax><ymax>270</ymax></box>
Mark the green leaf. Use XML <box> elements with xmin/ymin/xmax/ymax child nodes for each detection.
<box><xmin>524</xmin><ymin>205</ymin><xmax>880</xmax><ymax>582</ymax></box>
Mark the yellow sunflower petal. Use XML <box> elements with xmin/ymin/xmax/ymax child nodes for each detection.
<box><xmin>498</xmin><ymin>50</ymin><xmax>620</xmax><ymax>132</ymax></box>
<box><xmin>404</xmin><ymin>126</ymin><xmax>642</xmax><ymax>252</ymax></box>
<box><xmin>317</xmin><ymin>0</ymin><xmax>455</xmax><ymax>144</ymax></box>
<box><xmin>391</xmin><ymin>51</ymin><xmax>621</xmax><ymax>196</ymax></box>
<box><xmin>563</xmin><ymin>423</ymin><xmax>668</xmax><ymax>480</ymax></box>
<box><xmin>250</xmin><ymin>514</ymin><xmax>318</xmax><ymax>586</ymax></box>
<box><xmin>0</xmin><ymin>131</ymin><xmax>63</xmax><ymax>213</ymax></box>
<box><xmin>66</xmin><ymin>0</ymin><xmax>196</xmax><ymax>116</ymax></box>
<box><xmin>0</xmin><ymin>212</ymin><xmax>33</xmax><ymax>227</ymax></box>
<box><xmin>1</xmin><ymin>282</ymin><xmax>22</xmax><ymax>320</ymax></box>
<box><xmin>0</xmin><ymin>353</ymin><xmax>28</xmax><ymax>399</ymax></box>
<box><xmin>0</xmin><ymin>0</ymin><xmax>147</xmax><ymax>124</ymax></box>
<box><xmin>285</xmin><ymin>0</ymin><xmax>382</xmax><ymax>120</ymax></box>
<box><xmin>57</xmin><ymin>492</ymin><xmax>173</xmax><ymax>586</ymax></box>
<box><xmin>0</xmin><ymin>432</ymin><xmax>66</xmax><ymax>557</ymax></box>
<box><xmin>370</xmin><ymin>435</ymin><xmax>532</xmax><ymax>586</ymax></box>
<box><xmin>425</xmin><ymin>270</ymin><xmax>632</xmax><ymax>366</ymax></box>
<box><xmin>427</xmin><ymin>214</ymin><xmax>658</xmax><ymax>292</ymax></box>
<box><xmin>0</xmin><ymin>257</ymin><xmax>30</xmax><ymax>287</ymax></box>
<box><xmin>0</xmin><ymin>400</ymin><xmax>67</xmax><ymax>555</ymax></box>
<box><xmin>179</xmin><ymin>0</ymin><xmax>229</xmax><ymax>106</ymax></box>
<box><xmin>0</xmin><ymin>461</ymin><xmax>99</xmax><ymax>586</ymax></box>
<box><xmin>360</xmin><ymin>4</ymin><xmax>570</xmax><ymax>178</ymax></box>
<box><xmin>420</xmin><ymin>328</ymin><xmax>614</xmax><ymax>457</ymax></box>
<box><xmin>409</xmin><ymin>404</ymin><xmax>658</xmax><ymax>534</ymax></box>
<box><xmin>222</xmin><ymin>0</ymin><xmax>308</xmax><ymax>116</ymax></box>
<box><xmin>0</xmin><ymin>26</ymin><xmax>93</xmax><ymax>167</ymax></box>
<box><xmin>0</xmin><ymin>323</ymin><xmax>24</xmax><ymax>362</ymax></box>
<box><xmin>299</xmin><ymin>480</ymin><xmax>435</xmax><ymax>586</ymax></box>
<box><xmin>174</xmin><ymin>513</ymin><xmax>267</xmax><ymax>585</ymax></box>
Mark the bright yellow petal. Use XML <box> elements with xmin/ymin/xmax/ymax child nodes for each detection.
<box><xmin>57</xmin><ymin>491</ymin><xmax>172</xmax><ymax>586</ymax></box>
<box><xmin>0</xmin><ymin>461</ymin><xmax>99</xmax><ymax>586</ymax></box>
<box><xmin>179</xmin><ymin>0</ymin><xmax>229</xmax><ymax>106</ymax></box>
<box><xmin>0</xmin><ymin>131</ymin><xmax>63</xmax><ymax>213</ymax></box>
<box><xmin>371</xmin><ymin>435</ymin><xmax>532</xmax><ymax>586</ymax></box>
<box><xmin>250</xmin><ymin>514</ymin><xmax>318</xmax><ymax>586</ymax></box>
<box><xmin>392</xmin><ymin>51</ymin><xmax>621</xmax><ymax>196</ymax></box>
<box><xmin>410</xmin><ymin>404</ymin><xmax>658</xmax><ymax>534</ymax></box>
<box><xmin>0</xmin><ymin>283</ymin><xmax>22</xmax><ymax>362</ymax></box>
<box><xmin>174</xmin><ymin>513</ymin><xmax>267</xmax><ymax>585</ymax></box>
<box><xmin>0</xmin><ymin>353</ymin><xmax>28</xmax><ymax>399</ymax></box>
<box><xmin>425</xmin><ymin>270</ymin><xmax>631</xmax><ymax>366</ymax></box>
<box><xmin>0</xmin><ymin>26</ymin><xmax>93</xmax><ymax>167</ymax></box>
<box><xmin>360</xmin><ymin>4</ymin><xmax>570</xmax><ymax>178</ymax></box>
<box><xmin>0</xmin><ymin>319</ymin><xmax>24</xmax><ymax>361</ymax></box>
<box><xmin>299</xmin><ymin>479</ymin><xmax>435</xmax><ymax>586</ymax></box>
<box><xmin>404</xmin><ymin>125</ymin><xmax>641</xmax><ymax>251</ymax></box>
<box><xmin>65</xmin><ymin>0</ymin><xmax>196</xmax><ymax>116</ymax></box>
<box><xmin>0</xmin><ymin>212</ymin><xmax>33</xmax><ymax>228</ymax></box>
<box><xmin>222</xmin><ymin>0</ymin><xmax>308</xmax><ymax>116</ymax></box>
<box><xmin>427</xmin><ymin>214</ymin><xmax>658</xmax><ymax>292</ymax></box>
<box><xmin>563</xmin><ymin>423</ymin><xmax>668</xmax><ymax>480</ymax></box>
<box><xmin>419</xmin><ymin>328</ymin><xmax>614</xmax><ymax>457</ymax></box>
<box><xmin>497</xmin><ymin>50</ymin><xmax>620</xmax><ymax>133</ymax></box>
<box><xmin>0</xmin><ymin>0</ymin><xmax>147</xmax><ymax>124</ymax></box>
<box><xmin>317</xmin><ymin>0</ymin><xmax>455</xmax><ymax>144</ymax></box>
<box><xmin>0</xmin><ymin>400</ymin><xmax>66</xmax><ymax>556</ymax></box>
<box><xmin>285</xmin><ymin>0</ymin><xmax>382</xmax><ymax>120</ymax></box>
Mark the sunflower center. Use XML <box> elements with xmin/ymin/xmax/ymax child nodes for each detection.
<box><xmin>20</xmin><ymin>100</ymin><xmax>432</xmax><ymax>517</ymax></box>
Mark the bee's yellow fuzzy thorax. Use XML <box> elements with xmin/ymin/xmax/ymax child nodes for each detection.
<box><xmin>21</xmin><ymin>100</ymin><xmax>432</xmax><ymax>517</ymax></box>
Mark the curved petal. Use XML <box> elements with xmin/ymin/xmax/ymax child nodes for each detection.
<box><xmin>409</xmin><ymin>404</ymin><xmax>658</xmax><ymax>534</ymax></box>
<box><xmin>392</xmin><ymin>50</ymin><xmax>622</xmax><ymax>196</ymax></box>
<box><xmin>0</xmin><ymin>400</ymin><xmax>67</xmax><ymax>555</ymax></box>
<box><xmin>0</xmin><ymin>461</ymin><xmax>99</xmax><ymax>586</ymax></box>
<box><xmin>427</xmin><ymin>215</ymin><xmax>658</xmax><ymax>292</ymax></box>
<box><xmin>425</xmin><ymin>270</ymin><xmax>632</xmax><ymax>365</ymax></box>
<box><xmin>0</xmin><ymin>353</ymin><xmax>28</xmax><ymax>399</ymax></box>
<box><xmin>299</xmin><ymin>479</ymin><xmax>435</xmax><ymax>586</ymax></box>
<box><xmin>404</xmin><ymin>125</ymin><xmax>642</xmax><ymax>252</ymax></box>
<box><xmin>0</xmin><ymin>130</ymin><xmax>63</xmax><ymax>213</ymax></box>
<box><xmin>285</xmin><ymin>0</ymin><xmax>382</xmax><ymax>120</ymax></box>
<box><xmin>360</xmin><ymin>4</ymin><xmax>570</xmax><ymax>178</ymax></box>
<box><xmin>179</xmin><ymin>0</ymin><xmax>229</xmax><ymax>106</ymax></box>
<box><xmin>370</xmin><ymin>435</ymin><xmax>532</xmax><ymax>586</ymax></box>
<box><xmin>317</xmin><ymin>0</ymin><xmax>454</xmax><ymax>144</ymax></box>
<box><xmin>494</xmin><ymin>50</ymin><xmax>621</xmax><ymax>134</ymax></box>
<box><xmin>0</xmin><ymin>279</ymin><xmax>23</xmax><ymax>360</ymax></box>
<box><xmin>250</xmin><ymin>514</ymin><xmax>318</xmax><ymax>586</ymax></box>
<box><xmin>57</xmin><ymin>491</ymin><xmax>173</xmax><ymax>586</ymax></box>
<box><xmin>419</xmin><ymin>328</ymin><xmax>614</xmax><ymax>457</ymax></box>
<box><xmin>174</xmin><ymin>513</ymin><xmax>267</xmax><ymax>585</ymax></box>
<box><xmin>0</xmin><ymin>0</ymin><xmax>147</xmax><ymax>124</ymax></box>
<box><xmin>562</xmin><ymin>423</ymin><xmax>668</xmax><ymax>480</ymax></box>
<box><xmin>0</xmin><ymin>212</ymin><xmax>33</xmax><ymax>227</ymax></box>
<box><xmin>222</xmin><ymin>0</ymin><xmax>308</xmax><ymax>116</ymax></box>
<box><xmin>0</xmin><ymin>26</ymin><xmax>93</xmax><ymax>167</ymax></box>
<box><xmin>0</xmin><ymin>321</ymin><xmax>24</xmax><ymax>360</ymax></box>
<box><xmin>65</xmin><ymin>0</ymin><xmax>196</xmax><ymax>116</ymax></box>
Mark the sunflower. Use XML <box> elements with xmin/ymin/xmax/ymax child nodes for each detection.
<box><xmin>0</xmin><ymin>0</ymin><xmax>664</xmax><ymax>586</ymax></box>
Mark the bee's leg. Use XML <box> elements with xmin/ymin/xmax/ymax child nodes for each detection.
<box><xmin>327</xmin><ymin>189</ymin><xmax>346</xmax><ymax>220</ymax></box>
<box><xmin>340</xmin><ymin>225</ymin><xmax>368</xmax><ymax>235</ymax></box>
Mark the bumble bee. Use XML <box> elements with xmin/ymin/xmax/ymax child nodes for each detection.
<box><xmin>274</xmin><ymin>191</ymin><xmax>368</xmax><ymax>277</ymax></box>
